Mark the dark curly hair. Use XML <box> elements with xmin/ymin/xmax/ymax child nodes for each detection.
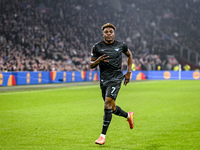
<box><xmin>101</xmin><ymin>23</ymin><xmax>116</xmax><ymax>31</ymax></box>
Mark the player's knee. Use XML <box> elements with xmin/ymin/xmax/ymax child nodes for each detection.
<box><xmin>104</xmin><ymin>97</ymin><xmax>115</xmax><ymax>109</ymax></box>
<box><xmin>104</xmin><ymin>102</ymin><xmax>112</xmax><ymax>109</ymax></box>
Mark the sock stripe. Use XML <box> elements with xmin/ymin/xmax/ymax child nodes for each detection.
<box><xmin>103</xmin><ymin>120</ymin><xmax>110</xmax><ymax>123</ymax></box>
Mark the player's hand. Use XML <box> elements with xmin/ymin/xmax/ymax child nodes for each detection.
<box><xmin>97</xmin><ymin>54</ymin><xmax>109</xmax><ymax>63</ymax></box>
<box><xmin>123</xmin><ymin>72</ymin><xmax>131</xmax><ymax>86</ymax></box>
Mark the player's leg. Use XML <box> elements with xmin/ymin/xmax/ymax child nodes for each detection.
<box><xmin>108</xmin><ymin>82</ymin><xmax>134</xmax><ymax>129</ymax></box>
<box><xmin>99</xmin><ymin>82</ymin><xmax>122</xmax><ymax>137</ymax></box>
<box><xmin>95</xmin><ymin>83</ymin><xmax>110</xmax><ymax>145</ymax></box>
<box><xmin>112</xmin><ymin>105</ymin><xmax>128</xmax><ymax>118</ymax></box>
<box><xmin>112</xmin><ymin>105</ymin><xmax>134</xmax><ymax>129</ymax></box>
<box><xmin>107</xmin><ymin>82</ymin><xmax>129</xmax><ymax>118</ymax></box>
<box><xmin>95</xmin><ymin>97</ymin><xmax>113</xmax><ymax>145</ymax></box>
<box><xmin>102</xmin><ymin>97</ymin><xmax>114</xmax><ymax>134</ymax></box>
<box><xmin>95</xmin><ymin>82</ymin><xmax>134</xmax><ymax>145</ymax></box>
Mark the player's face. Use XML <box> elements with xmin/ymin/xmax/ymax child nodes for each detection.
<box><xmin>103</xmin><ymin>27</ymin><xmax>115</xmax><ymax>44</ymax></box>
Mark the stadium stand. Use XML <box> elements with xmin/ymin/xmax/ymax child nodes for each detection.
<box><xmin>0</xmin><ymin>0</ymin><xmax>200</xmax><ymax>72</ymax></box>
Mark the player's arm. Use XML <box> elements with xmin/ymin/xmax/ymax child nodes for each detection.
<box><xmin>90</xmin><ymin>54</ymin><xmax>109</xmax><ymax>69</ymax></box>
<box><xmin>124</xmin><ymin>49</ymin><xmax>132</xmax><ymax>86</ymax></box>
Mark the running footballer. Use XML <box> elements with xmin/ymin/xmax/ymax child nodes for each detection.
<box><xmin>90</xmin><ymin>23</ymin><xmax>134</xmax><ymax>145</ymax></box>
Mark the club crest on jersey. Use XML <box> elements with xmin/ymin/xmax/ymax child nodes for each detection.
<box><xmin>115</xmin><ymin>48</ymin><xmax>119</xmax><ymax>51</ymax></box>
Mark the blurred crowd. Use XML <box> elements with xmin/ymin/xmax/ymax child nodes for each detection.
<box><xmin>0</xmin><ymin>0</ymin><xmax>200</xmax><ymax>72</ymax></box>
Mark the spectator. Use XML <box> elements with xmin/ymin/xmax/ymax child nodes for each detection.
<box><xmin>0</xmin><ymin>0</ymin><xmax>199</xmax><ymax>72</ymax></box>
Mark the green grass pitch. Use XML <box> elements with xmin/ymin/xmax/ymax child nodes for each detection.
<box><xmin>0</xmin><ymin>80</ymin><xmax>200</xmax><ymax>150</ymax></box>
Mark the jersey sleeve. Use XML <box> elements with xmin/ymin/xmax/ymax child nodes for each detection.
<box><xmin>122</xmin><ymin>42</ymin><xmax>128</xmax><ymax>54</ymax></box>
<box><xmin>91</xmin><ymin>45</ymin><xmax>98</xmax><ymax>59</ymax></box>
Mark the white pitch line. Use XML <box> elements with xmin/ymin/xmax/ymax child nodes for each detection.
<box><xmin>0</xmin><ymin>85</ymin><xmax>98</xmax><ymax>96</ymax></box>
<box><xmin>0</xmin><ymin>80</ymin><xmax>167</xmax><ymax>96</ymax></box>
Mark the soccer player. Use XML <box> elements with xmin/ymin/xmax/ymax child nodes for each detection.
<box><xmin>90</xmin><ymin>23</ymin><xmax>134</xmax><ymax>145</ymax></box>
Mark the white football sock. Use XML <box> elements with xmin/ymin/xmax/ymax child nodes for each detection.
<box><xmin>100</xmin><ymin>134</ymin><xmax>105</xmax><ymax>139</ymax></box>
<box><xmin>127</xmin><ymin>113</ymin><xmax>130</xmax><ymax>119</ymax></box>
